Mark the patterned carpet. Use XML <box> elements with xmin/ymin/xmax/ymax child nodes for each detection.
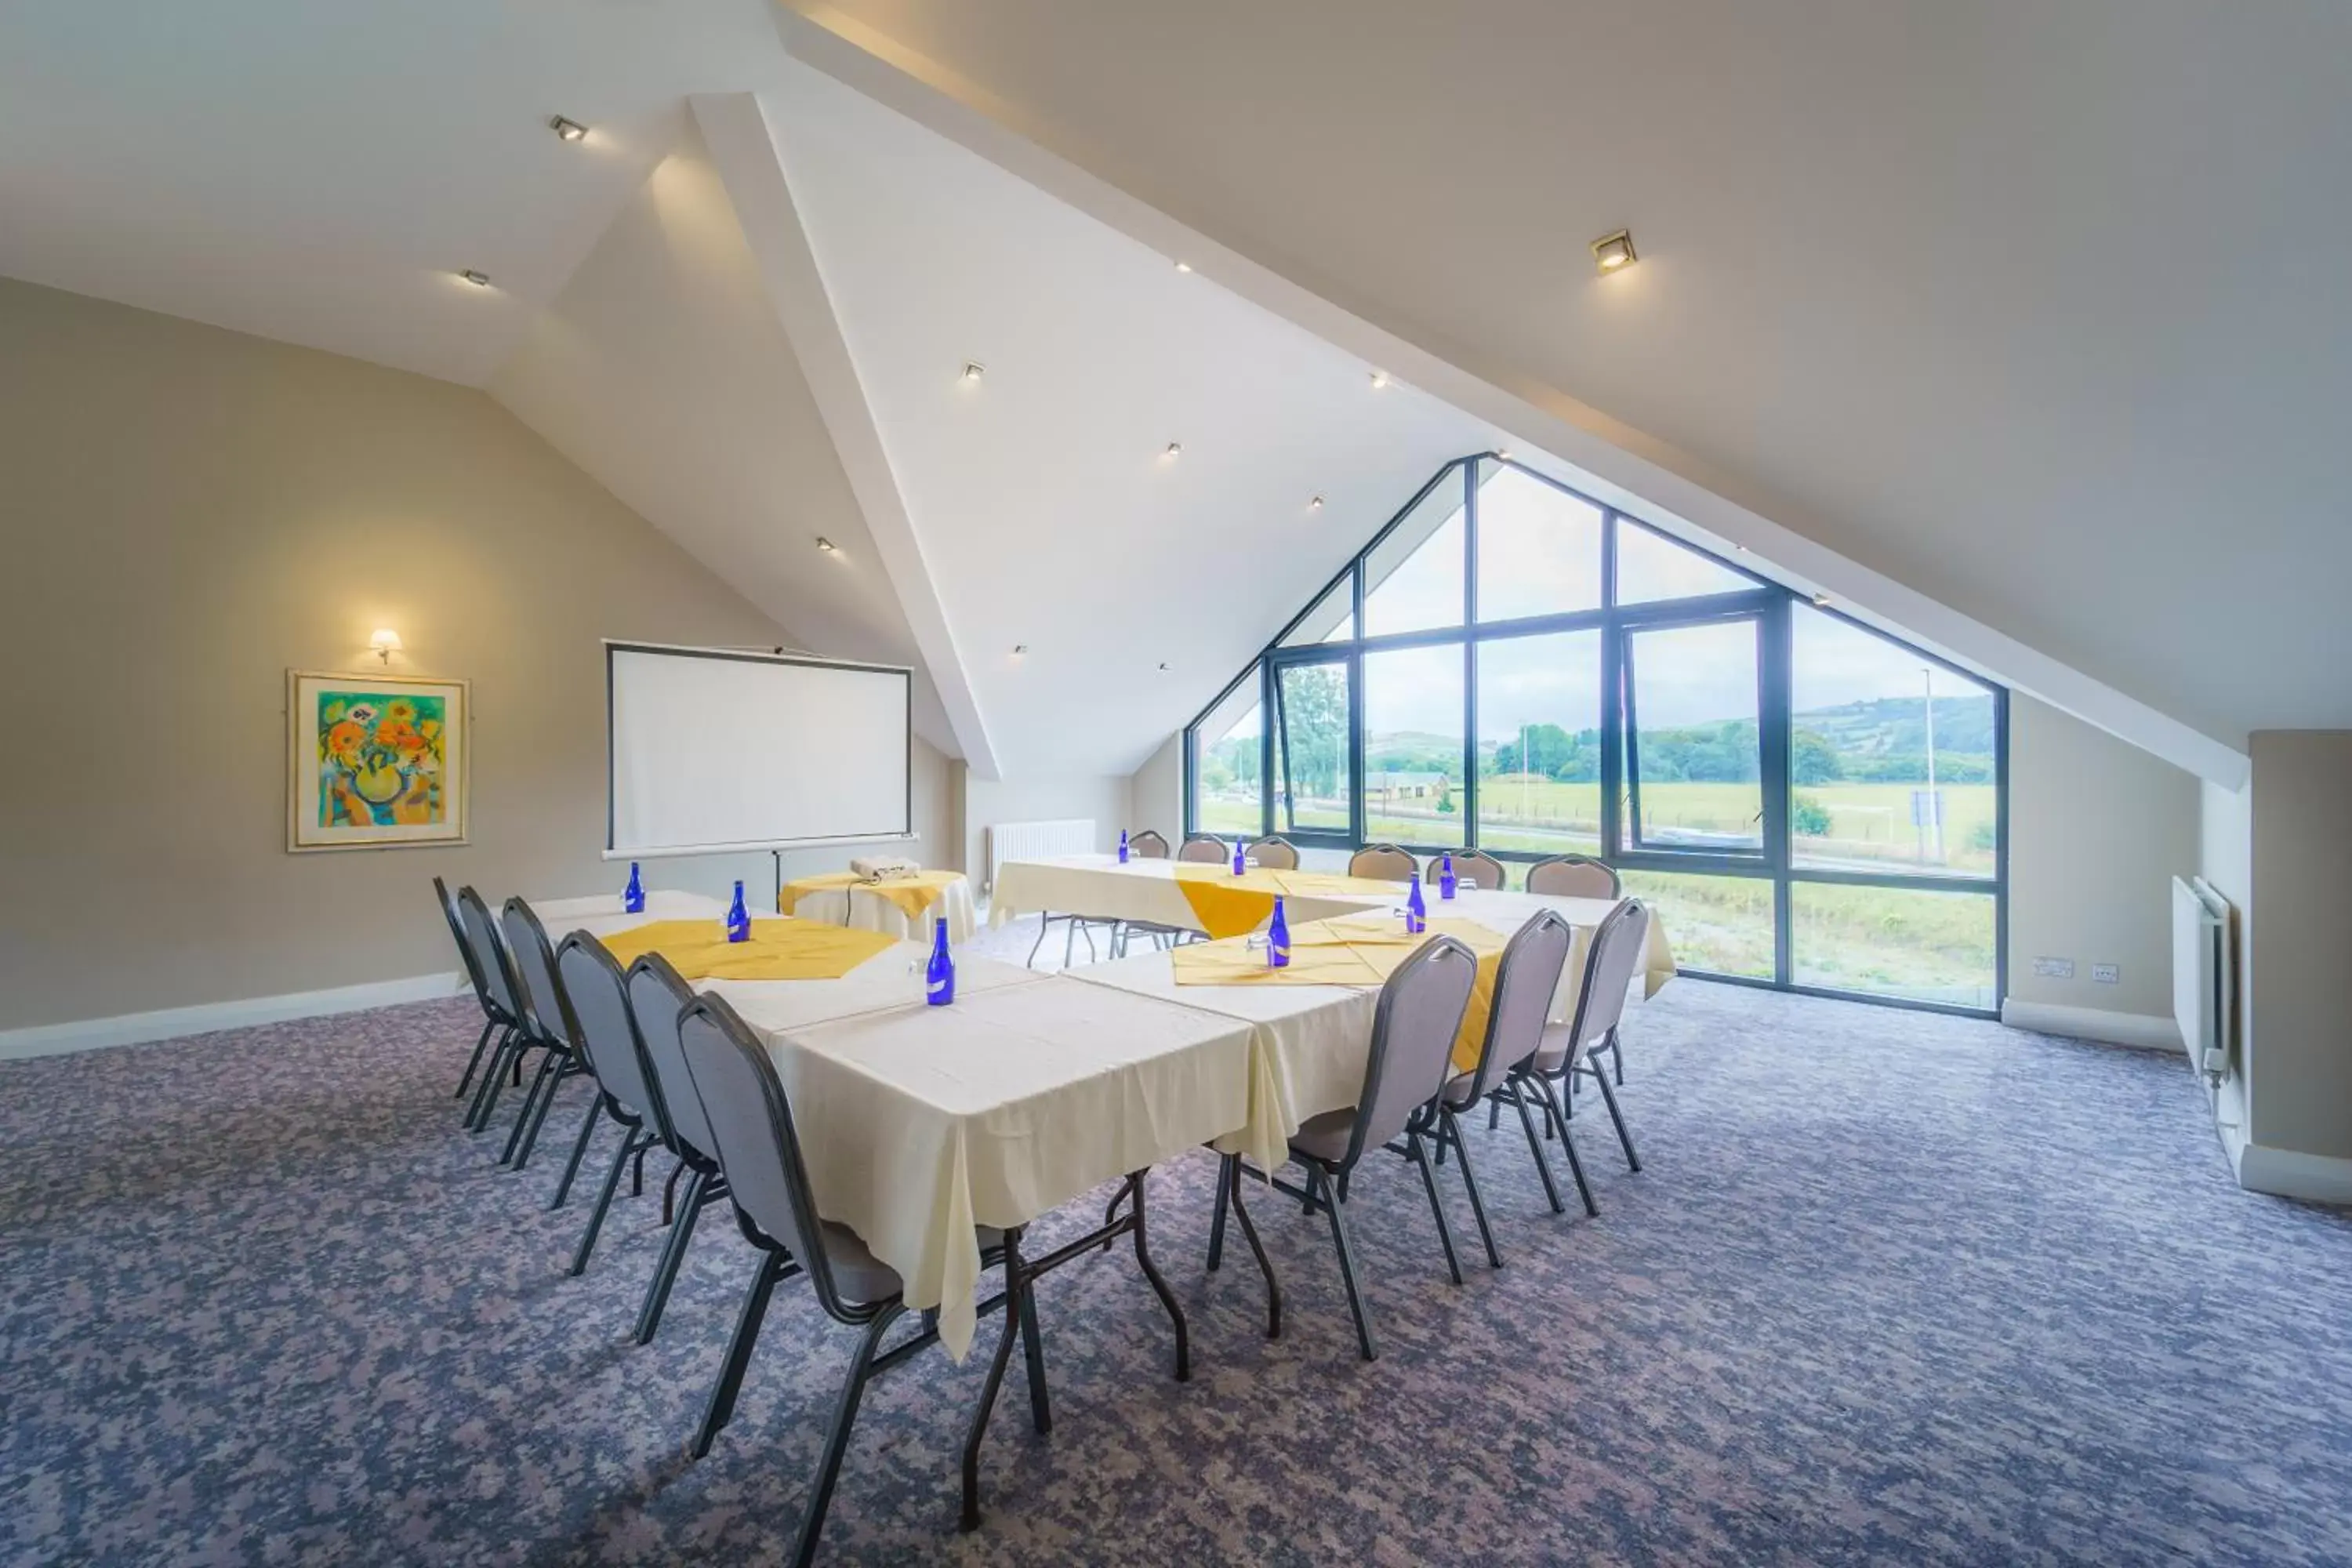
<box><xmin>6</xmin><ymin>928</ymin><xmax>2352</xmax><ymax>1566</ymax></box>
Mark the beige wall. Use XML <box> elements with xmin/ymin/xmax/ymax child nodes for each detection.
<box><xmin>1128</xmin><ymin>735</ymin><xmax>1184</xmax><ymax>845</ymax></box>
<box><xmin>0</xmin><ymin>278</ymin><xmax>949</xmax><ymax>1033</ymax></box>
<box><xmin>958</xmin><ymin>768</ymin><xmax>1131</xmax><ymax>894</ymax></box>
<box><xmin>2005</xmin><ymin>694</ymin><xmax>2201</xmax><ymax>1021</ymax></box>
<box><xmin>2243</xmin><ymin>732</ymin><xmax>2352</xmax><ymax>1160</ymax></box>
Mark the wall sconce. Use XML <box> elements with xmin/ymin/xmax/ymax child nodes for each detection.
<box><xmin>1590</xmin><ymin>229</ymin><xmax>1637</xmax><ymax>274</ymax></box>
<box><xmin>369</xmin><ymin>629</ymin><xmax>404</xmax><ymax>666</ymax></box>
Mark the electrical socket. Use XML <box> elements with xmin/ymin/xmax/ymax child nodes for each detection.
<box><xmin>2092</xmin><ymin>964</ymin><xmax>2120</xmax><ymax>985</ymax></box>
<box><xmin>2034</xmin><ymin>956</ymin><xmax>2074</xmax><ymax>979</ymax></box>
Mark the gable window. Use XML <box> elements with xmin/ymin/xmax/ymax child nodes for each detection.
<box><xmin>1185</xmin><ymin>453</ymin><xmax>2007</xmax><ymax>1018</ymax></box>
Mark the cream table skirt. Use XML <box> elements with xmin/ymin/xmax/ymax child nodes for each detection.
<box><xmin>988</xmin><ymin>854</ymin><xmax>1390</xmax><ymax>936</ymax></box>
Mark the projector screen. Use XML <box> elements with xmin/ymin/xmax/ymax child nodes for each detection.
<box><xmin>606</xmin><ymin>642</ymin><xmax>912</xmax><ymax>857</ymax></box>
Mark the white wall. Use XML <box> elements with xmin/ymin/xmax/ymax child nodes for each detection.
<box><xmin>957</xmin><ymin>767</ymin><xmax>1134</xmax><ymax>894</ymax></box>
<box><xmin>2242</xmin><ymin>733</ymin><xmax>2352</xmax><ymax>1163</ymax></box>
<box><xmin>1129</xmin><ymin>733</ymin><xmax>1184</xmax><ymax>844</ymax></box>
<box><xmin>2004</xmin><ymin>694</ymin><xmax>2201</xmax><ymax>1026</ymax></box>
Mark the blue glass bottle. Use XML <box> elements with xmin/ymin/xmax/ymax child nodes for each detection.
<box><xmin>1405</xmin><ymin>875</ymin><xmax>1426</xmax><ymax>934</ymax></box>
<box><xmin>1118</xmin><ymin>828</ymin><xmax>1131</xmax><ymax>864</ymax></box>
<box><xmin>622</xmin><ymin>862</ymin><xmax>644</xmax><ymax>915</ymax></box>
<box><xmin>926</xmin><ymin>915</ymin><xmax>956</xmax><ymax>1005</ymax></box>
<box><xmin>1268</xmin><ymin>895</ymin><xmax>1290</xmax><ymax>968</ymax></box>
<box><xmin>1232</xmin><ymin>836</ymin><xmax>1247</xmax><ymax>877</ymax></box>
<box><xmin>1439</xmin><ymin>851</ymin><xmax>1458</xmax><ymax>901</ymax></box>
<box><xmin>726</xmin><ymin>880</ymin><xmax>750</xmax><ymax>943</ymax></box>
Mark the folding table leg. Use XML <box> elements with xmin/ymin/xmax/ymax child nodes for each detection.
<box><xmin>1127</xmin><ymin>1171</ymin><xmax>1190</xmax><ymax>1382</ymax></box>
<box><xmin>1225</xmin><ymin>1154</ymin><xmax>1282</xmax><ymax>1339</ymax></box>
<box><xmin>961</xmin><ymin>1231</ymin><xmax>1028</xmax><ymax>1532</ymax></box>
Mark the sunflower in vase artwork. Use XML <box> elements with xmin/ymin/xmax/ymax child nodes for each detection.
<box><xmin>316</xmin><ymin>691</ymin><xmax>447</xmax><ymax>828</ymax></box>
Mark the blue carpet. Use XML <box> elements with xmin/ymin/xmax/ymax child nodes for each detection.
<box><xmin>4</xmin><ymin>964</ymin><xmax>2350</xmax><ymax>1566</ymax></box>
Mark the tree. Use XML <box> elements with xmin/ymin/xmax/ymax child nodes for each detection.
<box><xmin>1792</xmin><ymin>793</ymin><xmax>1834</xmax><ymax>837</ymax></box>
<box><xmin>1276</xmin><ymin>666</ymin><xmax>1347</xmax><ymax>804</ymax></box>
<box><xmin>1793</xmin><ymin>728</ymin><xmax>1844</xmax><ymax>785</ymax></box>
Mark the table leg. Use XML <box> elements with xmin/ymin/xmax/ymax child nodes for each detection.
<box><xmin>1126</xmin><ymin>1170</ymin><xmax>1190</xmax><ymax>1382</ymax></box>
<box><xmin>1225</xmin><ymin>1154</ymin><xmax>1282</xmax><ymax>1339</ymax></box>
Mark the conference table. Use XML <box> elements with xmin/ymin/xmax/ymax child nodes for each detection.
<box><xmin>777</xmin><ymin>869</ymin><xmax>981</xmax><ymax>945</ymax></box>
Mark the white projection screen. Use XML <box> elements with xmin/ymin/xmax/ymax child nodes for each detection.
<box><xmin>606</xmin><ymin>642</ymin><xmax>912</xmax><ymax>857</ymax></box>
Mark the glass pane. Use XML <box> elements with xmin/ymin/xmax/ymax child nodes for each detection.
<box><xmin>1272</xmin><ymin>662</ymin><xmax>1352</xmax><ymax>834</ymax></box>
<box><xmin>1791</xmin><ymin>883</ymin><xmax>1997</xmax><ymax>1009</ymax></box>
<box><xmin>1616</xmin><ymin>520</ymin><xmax>1755</xmax><ymax>604</ymax></box>
<box><xmin>1475</xmin><ymin>466</ymin><xmax>1603</xmax><ymax>622</ymax></box>
<box><xmin>1619</xmin><ymin>869</ymin><xmax>1775</xmax><ymax>978</ymax></box>
<box><xmin>1363</xmin><ymin>470</ymin><xmax>1466</xmax><ymax>637</ymax></box>
<box><xmin>1791</xmin><ymin>605</ymin><xmax>1998</xmax><ymax>878</ymax></box>
<box><xmin>1362</xmin><ymin>644</ymin><xmax>1465</xmax><ymax>846</ymax></box>
<box><xmin>1280</xmin><ymin>575</ymin><xmax>1356</xmax><ymax>646</ymax></box>
<box><xmin>1475</xmin><ymin>631</ymin><xmax>1601</xmax><ymax>856</ymax></box>
<box><xmin>1624</xmin><ymin>619</ymin><xmax>1762</xmax><ymax>853</ymax></box>
<box><xmin>1191</xmin><ymin>672</ymin><xmax>1262</xmax><ymax>838</ymax></box>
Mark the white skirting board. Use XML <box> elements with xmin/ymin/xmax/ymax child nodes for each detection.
<box><xmin>2237</xmin><ymin>1143</ymin><xmax>2352</xmax><ymax>1206</ymax></box>
<box><xmin>0</xmin><ymin>971</ymin><xmax>464</xmax><ymax>1062</ymax></box>
<box><xmin>2000</xmin><ymin>999</ymin><xmax>2183</xmax><ymax>1053</ymax></box>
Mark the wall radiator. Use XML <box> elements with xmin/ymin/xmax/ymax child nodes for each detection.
<box><xmin>985</xmin><ymin>818</ymin><xmax>1095</xmax><ymax>894</ymax></box>
<box><xmin>2172</xmin><ymin>875</ymin><xmax>2236</xmax><ymax>1084</ymax></box>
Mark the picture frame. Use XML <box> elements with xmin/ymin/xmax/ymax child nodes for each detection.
<box><xmin>287</xmin><ymin>669</ymin><xmax>470</xmax><ymax>852</ymax></box>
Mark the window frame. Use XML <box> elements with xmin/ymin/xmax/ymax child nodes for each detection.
<box><xmin>1184</xmin><ymin>454</ymin><xmax>2009</xmax><ymax>1018</ymax></box>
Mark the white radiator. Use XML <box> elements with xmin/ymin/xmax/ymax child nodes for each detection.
<box><xmin>2172</xmin><ymin>875</ymin><xmax>2235</xmax><ymax>1083</ymax></box>
<box><xmin>985</xmin><ymin>818</ymin><xmax>1096</xmax><ymax>892</ymax></box>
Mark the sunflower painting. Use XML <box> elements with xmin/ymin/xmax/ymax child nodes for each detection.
<box><xmin>288</xmin><ymin>670</ymin><xmax>468</xmax><ymax>851</ymax></box>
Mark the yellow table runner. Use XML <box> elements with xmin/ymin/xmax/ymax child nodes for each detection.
<box><xmin>1167</xmin><ymin>864</ymin><xmax>1409</xmax><ymax>940</ymax></box>
<box><xmin>1171</xmin><ymin>914</ymin><xmax>1506</xmax><ymax>1074</ymax></box>
<box><xmin>597</xmin><ymin>917</ymin><xmax>898</xmax><ymax>982</ymax></box>
<box><xmin>779</xmin><ymin>869</ymin><xmax>964</xmax><ymax>923</ymax></box>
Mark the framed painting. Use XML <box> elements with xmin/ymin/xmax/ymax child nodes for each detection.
<box><xmin>287</xmin><ymin>670</ymin><xmax>470</xmax><ymax>851</ymax></box>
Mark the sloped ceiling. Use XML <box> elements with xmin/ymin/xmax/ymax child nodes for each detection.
<box><xmin>781</xmin><ymin>0</ymin><xmax>2352</xmax><ymax>753</ymax></box>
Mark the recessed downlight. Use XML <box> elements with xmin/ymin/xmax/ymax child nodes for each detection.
<box><xmin>1368</xmin><ymin>370</ymin><xmax>1390</xmax><ymax>390</ymax></box>
<box><xmin>960</xmin><ymin>361</ymin><xmax>985</xmax><ymax>383</ymax></box>
<box><xmin>815</xmin><ymin>537</ymin><xmax>839</xmax><ymax>554</ymax></box>
<box><xmin>1308</xmin><ymin>495</ymin><xmax>1326</xmax><ymax>512</ymax></box>
<box><xmin>1163</xmin><ymin>441</ymin><xmax>1183</xmax><ymax>459</ymax></box>
<box><xmin>1011</xmin><ymin>644</ymin><xmax>1029</xmax><ymax>655</ymax></box>
<box><xmin>458</xmin><ymin>269</ymin><xmax>492</xmax><ymax>288</ymax></box>
<box><xmin>1174</xmin><ymin>260</ymin><xmax>1193</xmax><ymax>274</ymax></box>
<box><xmin>550</xmin><ymin>115</ymin><xmax>589</xmax><ymax>143</ymax></box>
<box><xmin>1590</xmin><ymin>229</ymin><xmax>1637</xmax><ymax>274</ymax></box>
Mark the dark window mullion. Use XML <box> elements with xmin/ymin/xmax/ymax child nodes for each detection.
<box><xmin>1462</xmin><ymin>459</ymin><xmax>1479</xmax><ymax>850</ymax></box>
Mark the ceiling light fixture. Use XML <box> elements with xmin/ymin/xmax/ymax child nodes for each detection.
<box><xmin>549</xmin><ymin>115</ymin><xmax>589</xmax><ymax>143</ymax></box>
<box><xmin>1811</xmin><ymin>590</ymin><xmax>1831</xmax><ymax>607</ymax></box>
<box><xmin>1494</xmin><ymin>448</ymin><xmax>1514</xmax><ymax>462</ymax></box>
<box><xmin>1590</xmin><ymin>229</ymin><xmax>1638</xmax><ymax>274</ymax></box>
<box><xmin>1157</xmin><ymin>662</ymin><xmax>1171</xmax><ymax>672</ymax></box>
<box><xmin>815</xmin><ymin>537</ymin><xmax>839</xmax><ymax>554</ymax></box>
<box><xmin>960</xmin><ymin>361</ymin><xmax>985</xmax><ymax>383</ymax></box>
<box><xmin>1011</xmin><ymin>644</ymin><xmax>1029</xmax><ymax>655</ymax></box>
<box><xmin>1368</xmin><ymin>370</ymin><xmax>1390</xmax><ymax>390</ymax></box>
<box><xmin>1163</xmin><ymin>441</ymin><xmax>1182</xmax><ymax>459</ymax></box>
<box><xmin>1174</xmin><ymin>260</ymin><xmax>1192</xmax><ymax>274</ymax></box>
<box><xmin>459</xmin><ymin>269</ymin><xmax>492</xmax><ymax>288</ymax></box>
<box><xmin>1308</xmin><ymin>495</ymin><xmax>1326</xmax><ymax>511</ymax></box>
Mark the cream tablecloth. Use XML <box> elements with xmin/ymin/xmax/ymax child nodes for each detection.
<box><xmin>988</xmin><ymin>854</ymin><xmax>1400</xmax><ymax>937</ymax></box>
<box><xmin>765</xmin><ymin>977</ymin><xmax>1255</xmax><ymax>1360</ymax></box>
<box><xmin>1069</xmin><ymin>889</ymin><xmax>1677</xmax><ymax>1172</ymax></box>
<box><xmin>782</xmin><ymin>872</ymin><xmax>980</xmax><ymax>946</ymax></box>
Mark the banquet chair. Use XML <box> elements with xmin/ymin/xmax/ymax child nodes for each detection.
<box><xmin>1127</xmin><ymin>829</ymin><xmax>1171</xmax><ymax>859</ymax></box>
<box><xmin>1422</xmin><ymin>848</ymin><xmax>1506</xmax><ymax>890</ymax></box>
<box><xmin>1177</xmin><ymin>833</ymin><xmax>1229</xmax><ymax>864</ymax></box>
<box><xmin>554</xmin><ymin>933</ymin><xmax>691</xmax><ymax>1289</ymax></box>
<box><xmin>674</xmin><ymin>993</ymin><xmax>1047</xmax><ymax>1556</ymax></box>
<box><xmin>1511</xmin><ymin>899</ymin><xmax>1651</xmax><ymax>1203</ymax></box>
<box><xmin>623</xmin><ymin>952</ymin><xmax>735</xmax><ymax>1343</ymax></box>
<box><xmin>456</xmin><ymin>887</ymin><xmax>543</xmax><ymax>1137</ymax></box>
<box><xmin>1438</xmin><ymin>910</ymin><xmax>1592</xmax><ymax>1235</ymax></box>
<box><xmin>1347</xmin><ymin>843</ymin><xmax>1419</xmax><ymax>882</ymax></box>
<box><xmin>1526</xmin><ymin>853</ymin><xmax>1622</xmax><ymax>899</ymax></box>
<box><xmin>1254</xmin><ymin>935</ymin><xmax>1479</xmax><ymax>1360</ymax></box>
<box><xmin>495</xmin><ymin>898</ymin><xmax>592</xmax><ymax>1172</ymax></box>
<box><xmin>1246</xmin><ymin>836</ymin><xmax>1300</xmax><ymax>870</ymax></box>
<box><xmin>434</xmin><ymin>877</ymin><xmax>506</xmax><ymax>1102</ymax></box>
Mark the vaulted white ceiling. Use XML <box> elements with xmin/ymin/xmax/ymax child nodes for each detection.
<box><xmin>5</xmin><ymin>0</ymin><xmax>2324</xmax><ymax>790</ymax></box>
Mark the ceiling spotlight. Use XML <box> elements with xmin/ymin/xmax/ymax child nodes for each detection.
<box><xmin>1368</xmin><ymin>370</ymin><xmax>1390</xmax><ymax>390</ymax></box>
<box><xmin>1174</xmin><ymin>260</ymin><xmax>1193</xmax><ymax>274</ymax></box>
<box><xmin>960</xmin><ymin>361</ymin><xmax>985</xmax><ymax>383</ymax></box>
<box><xmin>1011</xmin><ymin>644</ymin><xmax>1029</xmax><ymax>655</ymax></box>
<box><xmin>1590</xmin><ymin>229</ymin><xmax>1638</xmax><ymax>274</ymax></box>
<box><xmin>549</xmin><ymin>115</ymin><xmax>589</xmax><ymax>143</ymax></box>
<box><xmin>1163</xmin><ymin>441</ymin><xmax>1183</xmax><ymax>459</ymax></box>
<box><xmin>815</xmin><ymin>536</ymin><xmax>839</xmax><ymax>554</ymax></box>
<box><xmin>1494</xmin><ymin>448</ymin><xmax>1514</xmax><ymax>462</ymax></box>
<box><xmin>458</xmin><ymin>269</ymin><xmax>492</xmax><ymax>288</ymax></box>
<box><xmin>1811</xmin><ymin>590</ymin><xmax>1832</xmax><ymax>607</ymax></box>
<box><xmin>1157</xmin><ymin>662</ymin><xmax>1171</xmax><ymax>672</ymax></box>
<box><xmin>1308</xmin><ymin>495</ymin><xmax>1326</xmax><ymax>512</ymax></box>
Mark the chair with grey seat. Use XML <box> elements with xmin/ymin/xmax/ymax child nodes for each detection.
<box><xmin>1247</xmin><ymin>935</ymin><xmax>1479</xmax><ymax>1359</ymax></box>
<box><xmin>1127</xmin><ymin>829</ymin><xmax>1171</xmax><ymax>859</ymax></box>
<box><xmin>1526</xmin><ymin>852</ymin><xmax>1622</xmax><ymax>900</ymax></box>
<box><xmin>1177</xmin><ymin>833</ymin><xmax>1229</xmax><ymax>864</ymax></box>
<box><xmin>1511</xmin><ymin>899</ymin><xmax>1651</xmax><ymax>1203</ymax></box>
<box><xmin>622</xmin><ymin>952</ymin><xmax>736</xmax><ymax>1343</ymax></box>
<box><xmin>552</xmin><ymin>933</ymin><xmax>707</xmax><ymax>1309</ymax></box>
<box><xmin>1525</xmin><ymin>854</ymin><xmax>1629</xmax><ymax>1087</ymax></box>
<box><xmin>1347</xmin><ymin>842</ymin><xmax>1420</xmax><ymax>882</ymax></box>
<box><xmin>495</xmin><ymin>898</ymin><xmax>591</xmax><ymax>1172</ymax></box>
<box><xmin>1246</xmin><ymin>836</ymin><xmax>1300</xmax><ymax>870</ymax></box>
<box><xmin>674</xmin><ymin>993</ymin><xmax>1047</xmax><ymax>1556</ymax></box>
<box><xmin>1422</xmin><ymin>848</ymin><xmax>1506</xmax><ymax>890</ymax></box>
<box><xmin>1435</xmin><ymin>910</ymin><xmax>1592</xmax><ymax>1246</ymax></box>
<box><xmin>456</xmin><ymin>887</ymin><xmax>546</xmax><ymax>1138</ymax></box>
<box><xmin>434</xmin><ymin>877</ymin><xmax>507</xmax><ymax>1102</ymax></box>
